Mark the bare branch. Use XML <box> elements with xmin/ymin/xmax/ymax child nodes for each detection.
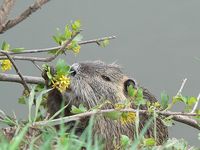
<box><xmin>171</xmin><ymin>115</ymin><xmax>200</xmax><ymax>130</ymax></box>
<box><xmin>0</xmin><ymin>36</ymin><xmax>116</xmax><ymax>56</ymax></box>
<box><xmin>0</xmin><ymin>55</ymin><xmax>53</xmax><ymax>61</ymax></box>
<box><xmin>0</xmin><ymin>0</ymin><xmax>50</xmax><ymax>34</ymax></box>
<box><xmin>0</xmin><ymin>0</ymin><xmax>15</xmax><ymax>25</ymax></box>
<box><xmin>191</xmin><ymin>93</ymin><xmax>200</xmax><ymax>113</ymax></box>
<box><xmin>33</xmin><ymin>109</ymin><xmax>200</xmax><ymax>130</ymax></box>
<box><xmin>0</xmin><ymin>73</ymin><xmax>44</xmax><ymax>84</ymax></box>
<box><xmin>31</xmin><ymin>61</ymin><xmax>42</xmax><ymax>72</ymax></box>
<box><xmin>40</xmin><ymin>31</ymin><xmax>80</xmax><ymax>62</ymax></box>
<box><xmin>0</xmin><ymin>50</ymin><xmax>30</xmax><ymax>92</ymax></box>
<box><xmin>0</xmin><ymin>30</ymin><xmax>80</xmax><ymax>61</ymax></box>
<box><xmin>176</xmin><ymin>78</ymin><xmax>187</xmax><ymax>96</ymax></box>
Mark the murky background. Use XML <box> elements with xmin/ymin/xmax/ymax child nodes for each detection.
<box><xmin>0</xmin><ymin>0</ymin><xmax>200</xmax><ymax>147</ymax></box>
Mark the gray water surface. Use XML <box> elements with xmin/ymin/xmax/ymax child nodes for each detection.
<box><xmin>0</xmin><ymin>0</ymin><xmax>200</xmax><ymax>147</ymax></box>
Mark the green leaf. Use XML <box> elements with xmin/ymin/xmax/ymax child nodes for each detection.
<box><xmin>161</xmin><ymin>115</ymin><xmax>174</xmax><ymax>127</ymax></box>
<box><xmin>11</xmin><ymin>48</ymin><xmax>24</xmax><ymax>52</ymax></box>
<box><xmin>99</xmin><ymin>39</ymin><xmax>109</xmax><ymax>48</ymax></box>
<box><xmin>65</xmin><ymin>25</ymin><xmax>72</xmax><ymax>39</ymax></box>
<box><xmin>1</xmin><ymin>41</ymin><xmax>10</xmax><ymax>51</ymax></box>
<box><xmin>71</xmin><ymin>20</ymin><xmax>81</xmax><ymax>31</ymax></box>
<box><xmin>127</xmin><ymin>85</ymin><xmax>135</xmax><ymax>97</ymax></box>
<box><xmin>70</xmin><ymin>104</ymin><xmax>87</xmax><ymax>114</ymax></box>
<box><xmin>35</xmin><ymin>83</ymin><xmax>45</xmax><ymax>92</ymax></box>
<box><xmin>187</xmin><ymin>97</ymin><xmax>197</xmax><ymax>106</ymax></box>
<box><xmin>195</xmin><ymin>109</ymin><xmax>200</xmax><ymax>118</ymax></box>
<box><xmin>73</xmin><ymin>34</ymin><xmax>83</xmax><ymax>42</ymax></box>
<box><xmin>104</xmin><ymin>111</ymin><xmax>122</xmax><ymax>120</ymax></box>
<box><xmin>18</xmin><ymin>96</ymin><xmax>26</xmax><ymax>104</ymax></box>
<box><xmin>134</xmin><ymin>98</ymin><xmax>146</xmax><ymax>106</ymax></box>
<box><xmin>79</xmin><ymin>104</ymin><xmax>87</xmax><ymax>112</ymax></box>
<box><xmin>143</xmin><ymin>138</ymin><xmax>156</xmax><ymax>147</ymax></box>
<box><xmin>46</xmin><ymin>66</ymin><xmax>53</xmax><ymax>80</ymax></box>
<box><xmin>120</xmin><ymin>135</ymin><xmax>131</xmax><ymax>148</ymax></box>
<box><xmin>160</xmin><ymin>91</ymin><xmax>169</xmax><ymax>109</ymax></box>
<box><xmin>137</xmin><ymin>88</ymin><xmax>143</xmax><ymax>99</ymax></box>
<box><xmin>60</xmin><ymin>34</ymin><xmax>67</xmax><ymax>41</ymax></box>
<box><xmin>172</xmin><ymin>95</ymin><xmax>187</xmax><ymax>104</ymax></box>
<box><xmin>52</xmin><ymin>35</ymin><xmax>62</xmax><ymax>45</ymax></box>
<box><xmin>134</xmin><ymin>88</ymin><xmax>146</xmax><ymax>106</ymax></box>
<box><xmin>164</xmin><ymin>138</ymin><xmax>188</xmax><ymax>149</ymax></box>
<box><xmin>55</xmin><ymin>59</ymin><xmax>70</xmax><ymax>76</ymax></box>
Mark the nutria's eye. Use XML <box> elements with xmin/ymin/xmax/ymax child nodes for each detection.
<box><xmin>101</xmin><ymin>75</ymin><xmax>111</xmax><ymax>81</ymax></box>
<box><xmin>124</xmin><ymin>79</ymin><xmax>136</xmax><ymax>93</ymax></box>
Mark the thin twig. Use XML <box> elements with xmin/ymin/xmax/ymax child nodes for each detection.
<box><xmin>41</xmin><ymin>31</ymin><xmax>80</xmax><ymax>62</ymax></box>
<box><xmin>0</xmin><ymin>0</ymin><xmax>50</xmax><ymax>33</ymax></box>
<box><xmin>0</xmin><ymin>55</ymin><xmax>54</xmax><ymax>61</ymax></box>
<box><xmin>0</xmin><ymin>31</ymin><xmax>80</xmax><ymax>62</ymax></box>
<box><xmin>31</xmin><ymin>61</ymin><xmax>42</xmax><ymax>72</ymax></box>
<box><xmin>33</xmin><ymin>109</ymin><xmax>200</xmax><ymax>130</ymax></box>
<box><xmin>176</xmin><ymin>78</ymin><xmax>187</xmax><ymax>96</ymax></box>
<box><xmin>0</xmin><ymin>36</ymin><xmax>116</xmax><ymax>56</ymax></box>
<box><xmin>0</xmin><ymin>73</ymin><xmax>44</xmax><ymax>84</ymax></box>
<box><xmin>0</xmin><ymin>50</ymin><xmax>30</xmax><ymax>92</ymax></box>
<box><xmin>191</xmin><ymin>93</ymin><xmax>200</xmax><ymax>113</ymax></box>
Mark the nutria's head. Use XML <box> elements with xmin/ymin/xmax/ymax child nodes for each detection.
<box><xmin>45</xmin><ymin>61</ymin><xmax>168</xmax><ymax>148</ymax></box>
<box><xmin>63</xmin><ymin>61</ymin><xmax>137</xmax><ymax>109</ymax></box>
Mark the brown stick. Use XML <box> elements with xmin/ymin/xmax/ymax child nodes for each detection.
<box><xmin>0</xmin><ymin>50</ymin><xmax>30</xmax><ymax>92</ymax></box>
<box><xmin>0</xmin><ymin>73</ymin><xmax>44</xmax><ymax>84</ymax></box>
<box><xmin>0</xmin><ymin>0</ymin><xmax>15</xmax><ymax>25</ymax></box>
<box><xmin>0</xmin><ymin>73</ymin><xmax>199</xmax><ymax>130</ymax></box>
<box><xmin>0</xmin><ymin>31</ymin><xmax>80</xmax><ymax>62</ymax></box>
<box><xmin>40</xmin><ymin>31</ymin><xmax>80</xmax><ymax>62</ymax></box>
<box><xmin>0</xmin><ymin>0</ymin><xmax>50</xmax><ymax>33</ymax></box>
<box><xmin>33</xmin><ymin>109</ymin><xmax>200</xmax><ymax>130</ymax></box>
<box><xmin>0</xmin><ymin>36</ymin><xmax>116</xmax><ymax>57</ymax></box>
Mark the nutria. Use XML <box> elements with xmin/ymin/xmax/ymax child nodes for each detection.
<box><xmin>44</xmin><ymin>61</ymin><xmax>168</xmax><ymax>149</ymax></box>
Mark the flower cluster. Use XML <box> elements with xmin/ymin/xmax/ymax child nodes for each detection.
<box><xmin>67</xmin><ymin>41</ymin><xmax>81</xmax><ymax>54</ymax></box>
<box><xmin>52</xmin><ymin>75</ymin><xmax>70</xmax><ymax>92</ymax></box>
<box><xmin>114</xmin><ymin>103</ymin><xmax>136</xmax><ymax>125</ymax></box>
<box><xmin>0</xmin><ymin>59</ymin><xmax>12</xmax><ymax>72</ymax></box>
<box><xmin>120</xmin><ymin>112</ymin><xmax>136</xmax><ymax>125</ymax></box>
<box><xmin>72</xmin><ymin>44</ymin><xmax>81</xmax><ymax>54</ymax></box>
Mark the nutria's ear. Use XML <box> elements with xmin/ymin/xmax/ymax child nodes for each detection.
<box><xmin>124</xmin><ymin>79</ymin><xmax>137</xmax><ymax>93</ymax></box>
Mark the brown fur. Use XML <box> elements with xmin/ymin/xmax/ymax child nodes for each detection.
<box><xmin>44</xmin><ymin>61</ymin><xmax>168</xmax><ymax>149</ymax></box>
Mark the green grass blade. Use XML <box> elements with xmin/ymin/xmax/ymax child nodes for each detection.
<box><xmin>34</xmin><ymin>89</ymin><xmax>52</xmax><ymax>122</ymax></box>
<box><xmin>28</xmin><ymin>86</ymin><xmax>36</xmax><ymax>123</ymax></box>
<box><xmin>49</xmin><ymin>102</ymin><xmax>69</xmax><ymax>121</ymax></box>
<box><xmin>9</xmin><ymin>125</ymin><xmax>29</xmax><ymax>150</ymax></box>
<box><xmin>130</xmin><ymin>117</ymin><xmax>153</xmax><ymax>149</ymax></box>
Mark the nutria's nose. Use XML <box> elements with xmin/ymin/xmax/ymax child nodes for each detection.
<box><xmin>70</xmin><ymin>63</ymin><xmax>79</xmax><ymax>76</ymax></box>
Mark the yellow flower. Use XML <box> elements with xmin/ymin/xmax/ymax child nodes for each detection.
<box><xmin>72</xmin><ymin>45</ymin><xmax>81</xmax><ymax>54</ymax></box>
<box><xmin>154</xmin><ymin>102</ymin><xmax>161</xmax><ymax>108</ymax></box>
<box><xmin>114</xmin><ymin>103</ymin><xmax>136</xmax><ymax>124</ymax></box>
<box><xmin>120</xmin><ymin>112</ymin><xmax>136</xmax><ymax>125</ymax></box>
<box><xmin>114</xmin><ymin>103</ymin><xmax>125</xmax><ymax>110</ymax></box>
<box><xmin>1</xmin><ymin>59</ymin><xmax>12</xmax><ymax>72</ymax></box>
<box><xmin>52</xmin><ymin>75</ymin><xmax>70</xmax><ymax>92</ymax></box>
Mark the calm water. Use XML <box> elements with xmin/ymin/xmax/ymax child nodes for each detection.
<box><xmin>0</xmin><ymin>0</ymin><xmax>200</xmax><ymax>147</ymax></box>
